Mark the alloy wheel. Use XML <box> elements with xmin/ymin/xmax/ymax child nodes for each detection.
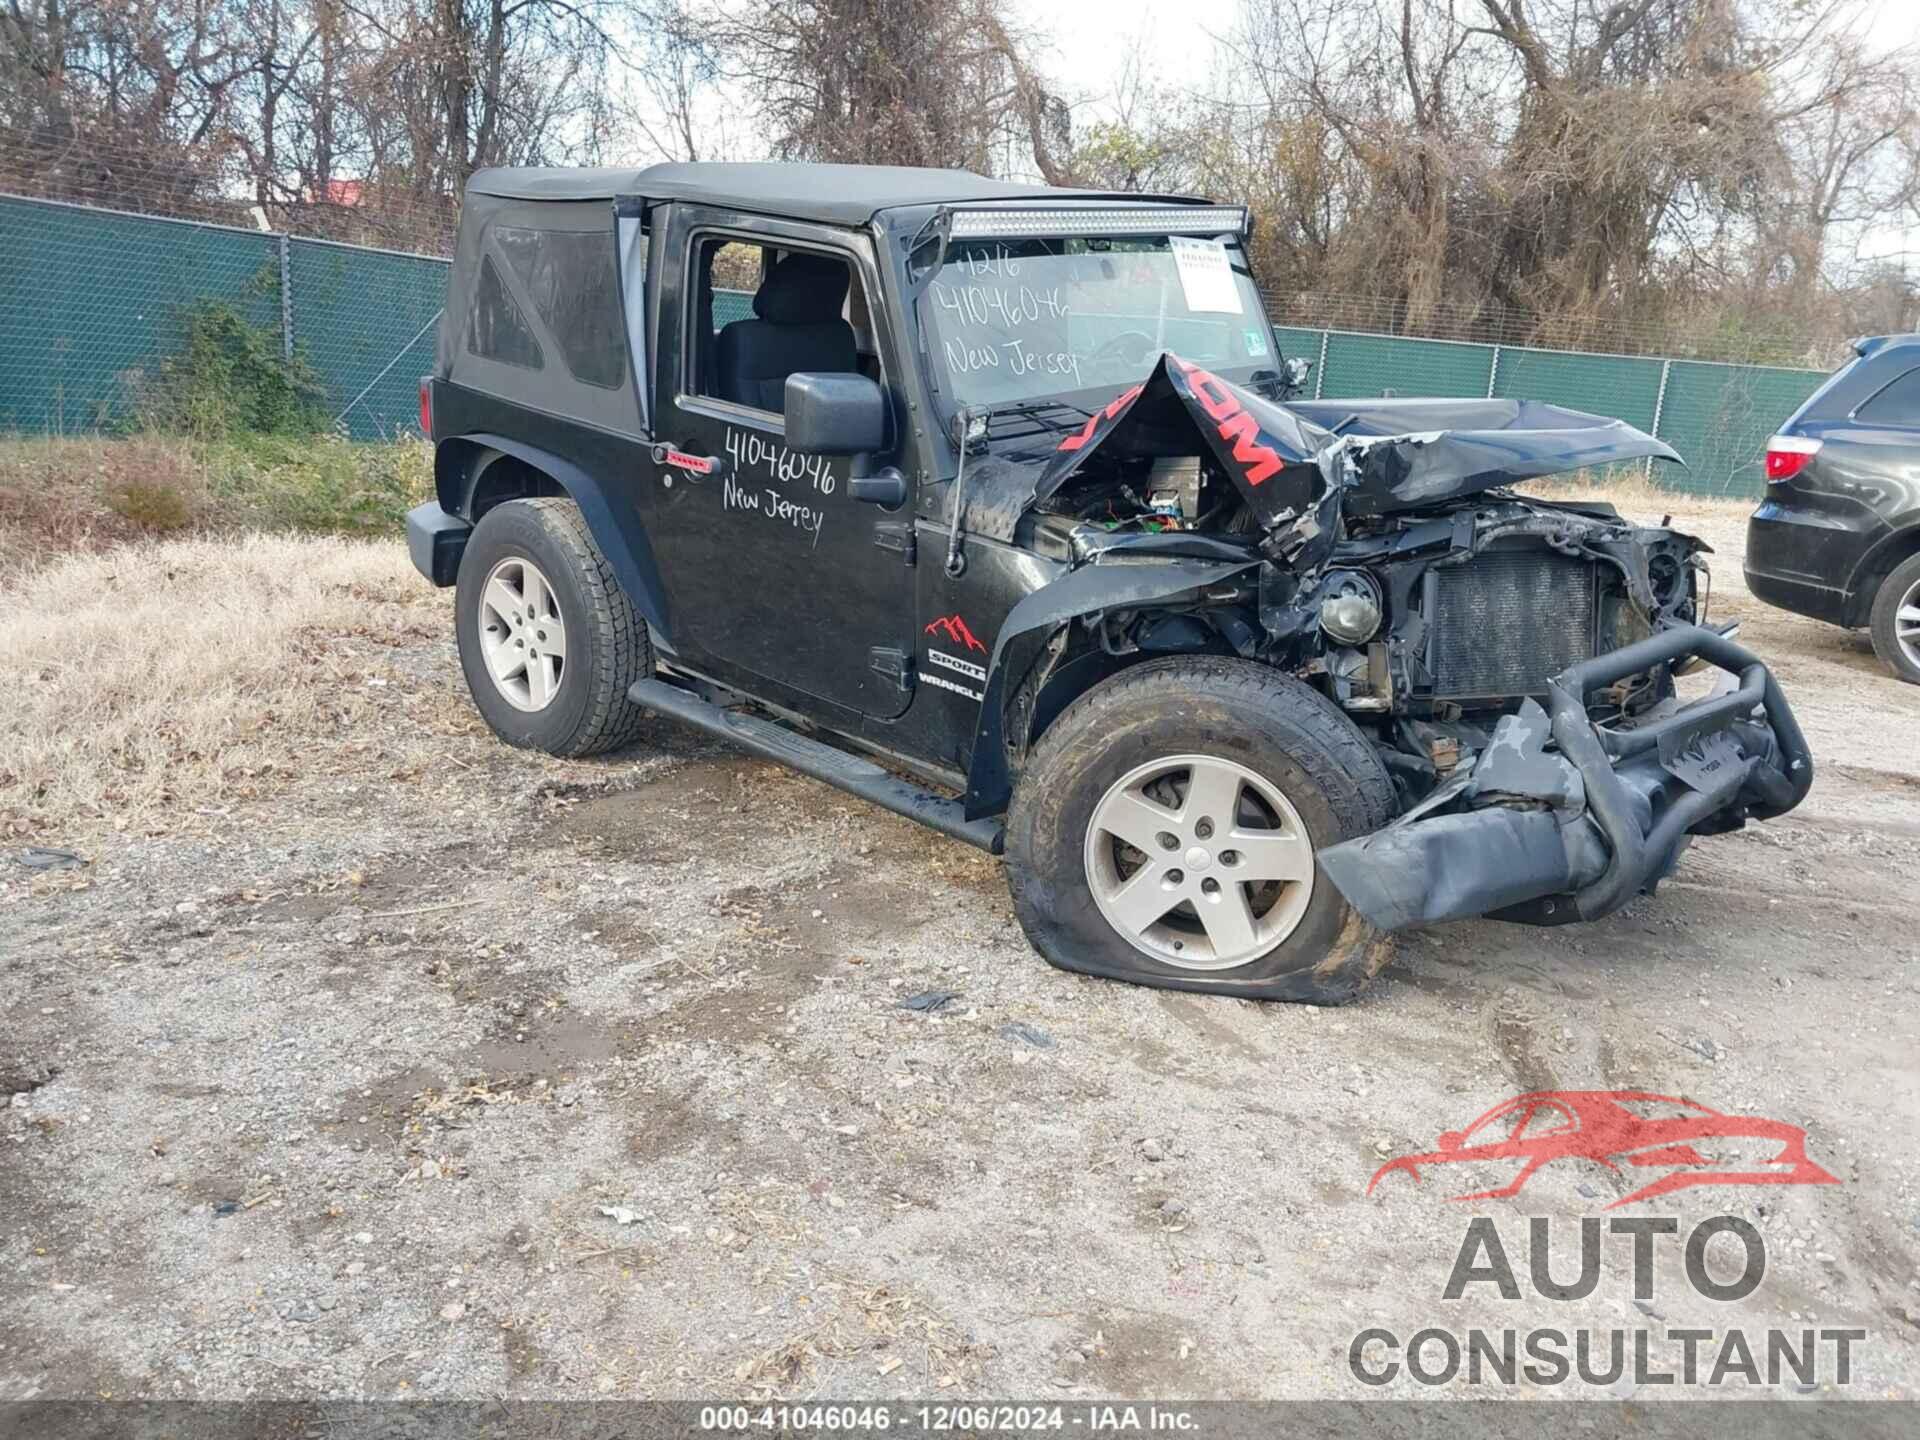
<box><xmin>1897</xmin><ymin>575</ymin><xmax>1920</xmax><ymax>672</ymax></box>
<box><xmin>478</xmin><ymin>556</ymin><xmax>567</xmax><ymax>712</ymax></box>
<box><xmin>1083</xmin><ymin>753</ymin><xmax>1316</xmax><ymax>971</ymax></box>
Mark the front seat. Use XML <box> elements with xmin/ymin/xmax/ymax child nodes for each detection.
<box><xmin>716</xmin><ymin>253</ymin><xmax>857</xmax><ymax>412</ymax></box>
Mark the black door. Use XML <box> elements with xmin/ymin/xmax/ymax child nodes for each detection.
<box><xmin>643</xmin><ymin>206</ymin><xmax>916</xmax><ymax>719</ymax></box>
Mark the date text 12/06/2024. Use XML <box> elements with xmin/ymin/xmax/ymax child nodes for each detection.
<box><xmin>700</xmin><ymin>1404</ymin><xmax>1200</xmax><ymax>1432</ymax></box>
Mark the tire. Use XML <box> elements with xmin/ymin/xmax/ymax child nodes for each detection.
<box><xmin>454</xmin><ymin>497</ymin><xmax>653</xmax><ymax>756</ymax></box>
<box><xmin>1868</xmin><ymin>551</ymin><xmax>1920</xmax><ymax>685</ymax></box>
<box><xmin>1004</xmin><ymin>656</ymin><xmax>1399</xmax><ymax>1005</ymax></box>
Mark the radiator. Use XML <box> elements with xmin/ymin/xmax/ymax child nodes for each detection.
<box><xmin>1425</xmin><ymin>546</ymin><xmax>1600</xmax><ymax>701</ymax></box>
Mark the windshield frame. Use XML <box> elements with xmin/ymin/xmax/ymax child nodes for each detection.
<box><xmin>913</xmin><ymin>228</ymin><xmax>1282</xmax><ymax>436</ymax></box>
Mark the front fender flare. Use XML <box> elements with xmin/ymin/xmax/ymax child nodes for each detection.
<box><xmin>963</xmin><ymin>556</ymin><xmax>1261</xmax><ymax>819</ymax></box>
<box><xmin>445</xmin><ymin>432</ymin><xmax>671</xmax><ymax>641</ymax></box>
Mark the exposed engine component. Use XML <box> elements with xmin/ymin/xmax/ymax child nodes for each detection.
<box><xmin>1146</xmin><ymin>454</ymin><xmax>1203</xmax><ymax>522</ymax></box>
<box><xmin>1318</xmin><ymin>570</ymin><xmax>1383</xmax><ymax>646</ymax></box>
<box><xmin>1424</xmin><ymin>545</ymin><xmax>1599</xmax><ymax>702</ymax></box>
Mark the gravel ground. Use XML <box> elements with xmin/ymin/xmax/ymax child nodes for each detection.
<box><xmin>4</xmin><ymin>503</ymin><xmax>1918</xmax><ymax>1402</ymax></box>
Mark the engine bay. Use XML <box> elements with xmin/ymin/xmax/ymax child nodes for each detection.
<box><xmin>1036</xmin><ymin>449</ymin><xmax>1266</xmax><ymax>538</ymax></box>
<box><xmin>1012</xmin><ymin>440</ymin><xmax>1711</xmax><ymax>809</ymax></box>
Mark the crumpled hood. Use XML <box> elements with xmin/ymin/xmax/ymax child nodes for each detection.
<box><xmin>1029</xmin><ymin>353</ymin><xmax>1682</xmax><ymax>529</ymax></box>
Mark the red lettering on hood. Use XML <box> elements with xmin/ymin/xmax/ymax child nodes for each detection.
<box><xmin>1056</xmin><ymin>384</ymin><xmax>1144</xmax><ymax>453</ymax></box>
<box><xmin>1215</xmin><ymin>408</ymin><xmax>1284</xmax><ymax>485</ymax></box>
<box><xmin>1177</xmin><ymin>360</ymin><xmax>1283</xmax><ymax>486</ymax></box>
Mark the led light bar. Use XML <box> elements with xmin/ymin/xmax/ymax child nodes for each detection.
<box><xmin>946</xmin><ymin>204</ymin><xmax>1249</xmax><ymax>238</ymax></box>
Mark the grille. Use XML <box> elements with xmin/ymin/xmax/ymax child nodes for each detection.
<box><xmin>1426</xmin><ymin>547</ymin><xmax>1599</xmax><ymax>701</ymax></box>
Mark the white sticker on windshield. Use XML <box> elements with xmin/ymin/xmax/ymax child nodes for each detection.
<box><xmin>1169</xmin><ymin>236</ymin><xmax>1244</xmax><ymax>314</ymax></box>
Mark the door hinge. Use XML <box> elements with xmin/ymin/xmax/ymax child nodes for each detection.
<box><xmin>873</xmin><ymin>521</ymin><xmax>916</xmax><ymax>565</ymax></box>
<box><xmin>869</xmin><ymin>646</ymin><xmax>914</xmax><ymax>693</ymax></box>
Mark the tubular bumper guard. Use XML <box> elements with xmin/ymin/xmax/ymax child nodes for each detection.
<box><xmin>1318</xmin><ymin>625</ymin><xmax>1814</xmax><ymax>932</ymax></box>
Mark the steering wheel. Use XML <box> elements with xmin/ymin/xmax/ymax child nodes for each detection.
<box><xmin>1088</xmin><ymin>330</ymin><xmax>1159</xmax><ymax>372</ymax></box>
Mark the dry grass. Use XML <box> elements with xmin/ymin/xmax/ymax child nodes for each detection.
<box><xmin>730</xmin><ymin>1278</ymin><xmax>991</xmax><ymax>1396</ymax></box>
<box><xmin>1515</xmin><ymin>468</ymin><xmax>1757</xmax><ymax>525</ymax></box>
<box><xmin>0</xmin><ymin>437</ymin><xmax>204</xmax><ymax>570</ymax></box>
<box><xmin>0</xmin><ymin>534</ymin><xmax>447</xmax><ymax>839</ymax></box>
<box><xmin>0</xmin><ymin>434</ymin><xmax>432</xmax><ymax>573</ymax></box>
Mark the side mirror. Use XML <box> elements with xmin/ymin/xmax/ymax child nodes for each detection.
<box><xmin>1285</xmin><ymin>356</ymin><xmax>1313</xmax><ymax>392</ymax></box>
<box><xmin>786</xmin><ymin>372</ymin><xmax>886</xmax><ymax>455</ymax></box>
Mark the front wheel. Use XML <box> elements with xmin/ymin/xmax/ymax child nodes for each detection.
<box><xmin>1003</xmin><ymin>657</ymin><xmax>1398</xmax><ymax>1004</ymax></box>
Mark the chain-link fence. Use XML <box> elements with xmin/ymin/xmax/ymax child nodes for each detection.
<box><xmin>0</xmin><ymin>191</ymin><xmax>1829</xmax><ymax>493</ymax></box>
<box><xmin>0</xmin><ymin>194</ymin><xmax>446</xmax><ymax>439</ymax></box>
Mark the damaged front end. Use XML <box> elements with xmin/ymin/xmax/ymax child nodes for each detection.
<box><xmin>1317</xmin><ymin>627</ymin><xmax>1813</xmax><ymax>930</ymax></box>
<box><xmin>983</xmin><ymin>351</ymin><xmax>1814</xmax><ymax>934</ymax></box>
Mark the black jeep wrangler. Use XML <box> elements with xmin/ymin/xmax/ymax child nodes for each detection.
<box><xmin>407</xmin><ymin>162</ymin><xmax>1812</xmax><ymax>1003</ymax></box>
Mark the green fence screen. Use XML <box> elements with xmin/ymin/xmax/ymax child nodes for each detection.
<box><xmin>0</xmin><ymin>193</ymin><xmax>1828</xmax><ymax>494</ymax></box>
<box><xmin>288</xmin><ymin>238</ymin><xmax>449</xmax><ymax>439</ymax></box>
<box><xmin>1320</xmin><ymin>333</ymin><xmax>1498</xmax><ymax>403</ymax></box>
<box><xmin>0</xmin><ymin>196</ymin><xmax>279</xmax><ymax>434</ymax></box>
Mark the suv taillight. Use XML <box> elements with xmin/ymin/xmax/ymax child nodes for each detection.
<box><xmin>1763</xmin><ymin>435</ymin><xmax>1820</xmax><ymax>483</ymax></box>
<box><xmin>418</xmin><ymin>376</ymin><xmax>433</xmax><ymax>439</ymax></box>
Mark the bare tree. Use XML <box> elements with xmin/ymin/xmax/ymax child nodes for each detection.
<box><xmin>703</xmin><ymin>0</ymin><xmax>1073</xmax><ymax>180</ymax></box>
<box><xmin>5</xmin><ymin>0</ymin><xmax>1914</xmax><ymax>364</ymax></box>
<box><xmin>606</xmin><ymin>0</ymin><xmax>736</xmax><ymax>164</ymax></box>
<box><xmin>1216</xmin><ymin>0</ymin><xmax>1919</xmax><ymax>350</ymax></box>
<box><xmin>0</xmin><ymin>0</ymin><xmax>257</xmax><ymax>213</ymax></box>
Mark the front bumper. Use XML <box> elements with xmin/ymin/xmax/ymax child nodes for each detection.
<box><xmin>1319</xmin><ymin>625</ymin><xmax>1813</xmax><ymax>931</ymax></box>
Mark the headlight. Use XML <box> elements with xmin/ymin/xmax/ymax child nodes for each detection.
<box><xmin>1319</xmin><ymin>571</ymin><xmax>1383</xmax><ymax>645</ymax></box>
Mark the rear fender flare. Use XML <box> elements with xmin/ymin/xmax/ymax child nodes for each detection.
<box><xmin>439</xmin><ymin>432</ymin><xmax>671</xmax><ymax>640</ymax></box>
<box><xmin>963</xmin><ymin>556</ymin><xmax>1261</xmax><ymax>819</ymax></box>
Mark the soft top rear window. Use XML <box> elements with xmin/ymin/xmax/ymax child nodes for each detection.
<box><xmin>493</xmin><ymin>226</ymin><xmax>627</xmax><ymax>389</ymax></box>
<box><xmin>467</xmin><ymin>254</ymin><xmax>543</xmax><ymax>371</ymax></box>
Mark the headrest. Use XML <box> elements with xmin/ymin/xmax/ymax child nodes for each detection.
<box><xmin>752</xmin><ymin>253</ymin><xmax>850</xmax><ymax>325</ymax></box>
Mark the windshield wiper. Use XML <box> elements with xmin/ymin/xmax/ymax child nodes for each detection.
<box><xmin>943</xmin><ymin>399</ymin><xmax>1098</xmax><ymax>577</ymax></box>
<box><xmin>972</xmin><ymin>398</ymin><xmax>1095</xmax><ymax>445</ymax></box>
<box><xmin>981</xmin><ymin>399</ymin><xmax>1094</xmax><ymax>422</ymax></box>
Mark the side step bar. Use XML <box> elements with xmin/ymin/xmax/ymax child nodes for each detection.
<box><xmin>627</xmin><ymin>679</ymin><xmax>1005</xmax><ymax>855</ymax></box>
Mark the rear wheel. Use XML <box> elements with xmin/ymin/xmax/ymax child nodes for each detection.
<box><xmin>455</xmin><ymin>497</ymin><xmax>653</xmax><ymax>755</ymax></box>
<box><xmin>1004</xmin><ymin>657</ymin><xmax>1398</xmax><ymax>1003</ymax></box>
<box><xmin>1868</xmin><ymin>552</ymin><xmax>1920</xmax><ymax>685</ymax></box>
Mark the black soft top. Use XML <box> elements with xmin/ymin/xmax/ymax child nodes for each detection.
<box><xmin>464</xmin><ymin>162</ymin><xmax>1204</xmax><ymax>227</ymax></box>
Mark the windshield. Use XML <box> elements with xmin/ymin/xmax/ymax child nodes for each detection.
<box><xmin>923</xmin><ymin>234</ymin><xmax>1277</xmax><ymax>414</ymax></box>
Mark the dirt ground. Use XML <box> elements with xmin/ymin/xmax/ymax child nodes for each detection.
<box><xmin>4</xmin><ymin>498</ymin><xmax>1919</xmax><ymax>1403</ymax></box>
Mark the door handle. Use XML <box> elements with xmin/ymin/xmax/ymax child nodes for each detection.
<box><xmin>849</xmin><ymin>468</ymin><xmax>908</xmax><ymax>509</ymax></box>
<box><xmin>651</xmin><ymin>444</ymin><xmax>728</xmax><ymax>480</ymax></box>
